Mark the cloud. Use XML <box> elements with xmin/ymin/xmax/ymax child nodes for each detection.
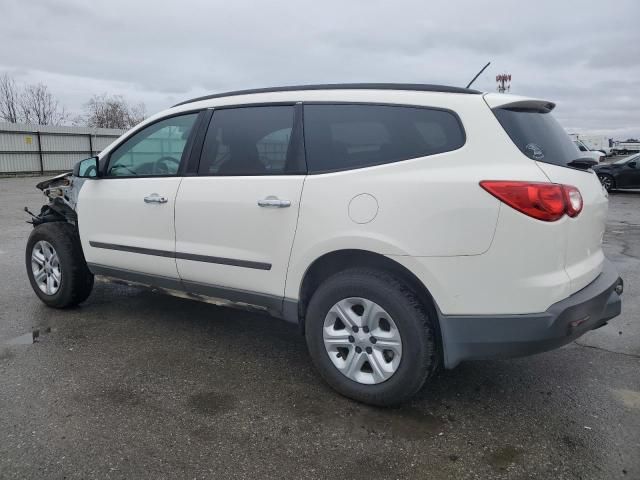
<box><xmin>0</xmin><ymin>0</ymin><xmax>638</xmax><ymax>138</ymax></box>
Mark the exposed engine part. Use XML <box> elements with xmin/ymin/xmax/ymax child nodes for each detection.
<box><xmin>27</xmin><ymin>172</ymin><xmax>85</xmax><ymax>227</ymax></box>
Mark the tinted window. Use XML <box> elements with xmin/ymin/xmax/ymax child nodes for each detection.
<box><xmin>199</xmin><ymin>106</ymin><xmax>296</xmax><ymax>175</ymax></box>
<box><xmin>494</xmin><ymin>108</ymin><xmax>584</xmax><ymax>168</ymax></box>
<box><xmin>614</xmin><ymin>153</ymin><xmax>639</xmax><ymax>165</ymax></box>
<box><xmin>107</xmin><ymin>114</ymin><xmax>197</xmax><ymax>176</ymax></box>
<box><xmin>303</xmin><ymin>104</ymin><xmax>464</xmax><ymax>172</ymax></box>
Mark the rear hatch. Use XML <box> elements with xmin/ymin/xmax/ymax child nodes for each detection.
<box><xmin>485</xmin><ymin>94</ymin><xmax>608</xmax><ymax>295</ymax></box>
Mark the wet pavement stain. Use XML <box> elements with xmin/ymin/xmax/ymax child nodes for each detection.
<box><xmin>322</xmin><ymin>406</ymin><xmax>445</xmax><ymax>441</ymax></box>
<box><xmin>613</xmin><ymin>389</ymin><xmax>640</xmax><ymax>410</ymax></box>
<box><xmin>366</xmin><ymin>407</ymin><xmax>445</xmax><ymax>440</ymax></box>
<box><xmin>562</xmin><ymin>434</ymin><xmax>586</xmax><ymax>451</ymax></box>
<box><xmin>4</xmin><ymin>332</ymin><xmax>37</xmax><ymax>345</ymax></box>
<box><xmin>293</xmin><ymin>399</ymin><xmax>445</xmax><ymax>440</ymax></box>
<box><xmin>188</xmin><ymin>391</ymin><xmax>237</xmax><ymax>416</ymax></box>
<box><xmin>0</xmin><ymin>348</ymin><xmax>15</xmax><ymax>360</ymax></box>
<box><xmin>339</xmin><ymin>454</ymin><xmax>403</xmax><ymax>480</ymax></box>
<box><xmin>486</xmin><ymin>445</ymin><xmax>524</xmax><ymax>471</ymax></box>
<box><xmin>102</xmin><ymin>387</ymin><xmax>142</xmax><ymax>406</ymax></box>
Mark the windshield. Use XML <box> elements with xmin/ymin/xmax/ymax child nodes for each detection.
<box><xmin>494</xmin><ymin>108</ymin><xmax>585</xmax><ymax>168</ymax></box>
<box><xmin>573</xmin><ymin>141</ymin><xmax>586</xmax><ymax>151</ymax></box>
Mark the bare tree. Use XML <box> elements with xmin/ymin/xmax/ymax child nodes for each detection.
<box><xmin>83</xmin><ymin>94</ymin><xmax>147</xmax><ymax>129</ymax></box>
<box><xmin>128</xmin><ymin>101</ymin><xmax>147</xmax><ymax>126</ymax></box>
<box><xmin>0</xmin><ymin>73</ymin><xmax>20</xmax><ymax>123</ymax></box>
<box><xmin>20</xmin><ymin>83</ymin><xmax>68</xmax><ymax>125</ymax></box>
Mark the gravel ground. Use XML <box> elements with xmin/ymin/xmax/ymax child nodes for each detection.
<box><xmin>0</xmin><ymin>176</ymin><xmax>638</xmax><ymax>480</ymax></box>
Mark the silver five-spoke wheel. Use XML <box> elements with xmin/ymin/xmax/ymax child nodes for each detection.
<box><xmin>31</xmin><ymin>240</ymin><xmax>61</xmax><ymax>295</ymax></box>
<box><xmin>323</xmin><ymin>297</ymin><xmax>402</xmax><ymax>384</ymax></box>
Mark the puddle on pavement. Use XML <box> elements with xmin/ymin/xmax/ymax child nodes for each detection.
<box><xmin>5</xmin><ymin>332</ymin><xmax>37</xmax><ymax>345</ymax></box>
<box><xmin>2</xmin><ymin>327</ymin><xmax>53</xmax><ymax>347</ymax></box>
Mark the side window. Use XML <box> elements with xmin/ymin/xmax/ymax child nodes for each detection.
<box><xmin>303</xmin><ymin>104</ymin><xmax>465</xmax><ymax>173</ymax></box>
<box><xmin>107</xmin><ymin>113</ymin><xmax>198</xmax><ymax>177</ymax></box>
<box><xmin>199</xmin><ymin>106</ymin><xmax>296</xmax><ymax>175</ymax></box>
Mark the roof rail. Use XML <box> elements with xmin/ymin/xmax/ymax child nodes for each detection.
<box><xmin>173</xmin><ymin>83</ymin><xmax>481</xmax><ymax>107</ymax></box>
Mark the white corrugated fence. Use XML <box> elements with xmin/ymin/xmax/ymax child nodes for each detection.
<box><xmin>0</xmin><ymin>122</ymin><xmax>124</xmax><ymax>174</ymax></box>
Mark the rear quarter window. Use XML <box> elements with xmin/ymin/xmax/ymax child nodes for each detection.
<box><xmin>303</xmin><ymin>104</ymin><xmax>465</xmax><ymax>173</ymax></box>
<box><xmin>493</xmin><ymin>108</ymin><xmax>582</xmax><ymax>168</ymax></box>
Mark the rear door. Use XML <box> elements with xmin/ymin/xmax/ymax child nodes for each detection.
<box><xmin>174</xmin><ymin>104</ymin><xmax>305</xmax><ymax>305</ymax></box>
<box><xmin>490</xmin><ymin>99</ymin><xmax>608</xmax><ymax>294</ymax></box>
<box><xmin>78</xmin><ymin>113</ymin><xmax>199</xmax><ymax>279</ymax></box>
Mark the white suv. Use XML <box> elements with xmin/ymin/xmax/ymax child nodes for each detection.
<box><xmin>26</xmin><ymin>84</ymin><xmax>623</xmax><ymax>406</ymax></box>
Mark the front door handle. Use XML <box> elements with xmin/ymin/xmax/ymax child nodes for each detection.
<box><xmin>258</xmin><ymin>196</ymin><xmax>291</xmax><ymax>208</ymax></box>
<box><xmin>144</xmin><ymin>193</ymin><xmax>168</xmax><ymax>204</ymax></box>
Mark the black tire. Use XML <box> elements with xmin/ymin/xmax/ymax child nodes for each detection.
<box><xmin>305</xmin><ymin>268</ymin><xmax>439</xmax><ymax>406</ymax></box>
<box><xmin>598</xmin><ymin>174</ymin><xmax>615</xmax><ymax>192</ymax></box>
<box><xmin>25</xmin><ymin>222</ymin><xmax>94</xmax><ymax>308</ymax></box>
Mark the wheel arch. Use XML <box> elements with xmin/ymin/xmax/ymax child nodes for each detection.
<box><xmin>295</xmin><ymin>249</ymin><xmax>443</xmax><ymax>353</ymax></box>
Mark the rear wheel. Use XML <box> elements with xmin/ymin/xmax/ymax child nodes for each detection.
<box><xmin>598</xmin><ymin>174</ymin><xmax>615</xmax><ymax>192</ymax></box>
<box><xmin>305</xmin><ymin>268</ymin><xmax>439</xmax><ymax>406</ymax></box>
<box><xmin>26</xmin><ymin>222</ymin><xmax>94</xmax><ymax>308</ymax></box>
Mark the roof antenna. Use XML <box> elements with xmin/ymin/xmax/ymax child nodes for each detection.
<box><xmin>465</xmin><ymin>62</ymin><xmax>491</xmax><ymax>89</ymax></box>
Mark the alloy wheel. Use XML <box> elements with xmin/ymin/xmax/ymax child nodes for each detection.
<box><xmin>598</xmin><ymin>175</ymin><xmax>613</xmax><ymax>191</ymax></box>
<box><xmin>31</xmin><ymin>240</ymin><xmax>61</xmax><ymax>295</ymax></box>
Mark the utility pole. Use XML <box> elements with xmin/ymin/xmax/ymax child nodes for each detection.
<box><xmin>496</xmin><ymin>73</ymin><xmax>512</xmax><ymax>93</ymax></box>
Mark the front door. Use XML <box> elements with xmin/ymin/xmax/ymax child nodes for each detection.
<box><xmin>78</xmin><ymin>113</ymin><xmax>199</xmax><ymax>279</ymax></box>
<box><xmin>175</xmin><ymin>105</ymin><xmax>305</xmax><ymax>305</ymax></box>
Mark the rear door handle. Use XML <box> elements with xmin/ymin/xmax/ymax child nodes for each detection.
<box><xmin>144</xmin><ymin>193</ymin><xmax>168</xmax><ymax>204</ymax></box>
<box><xmin>258</xmin><ymin>196</ymin><xmax>291</xmax><ymax>208</ymax></box>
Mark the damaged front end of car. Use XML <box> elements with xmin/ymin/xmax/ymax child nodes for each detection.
<box><xmin>25</xmin><ymin>172</ymin><xmax>86</xmax><ymax>227</ymax></box>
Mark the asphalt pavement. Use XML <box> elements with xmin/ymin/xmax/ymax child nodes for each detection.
<box><xmin>0</xmin><ymin>176</ymin><xmax>638</xmax><ymax>479</ymax></box>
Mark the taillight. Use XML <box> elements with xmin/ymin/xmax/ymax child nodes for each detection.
<box><xmin>479</xmin><ymin>181</ymin><xmax>582</xmax><ymax>222</ymax></box>
<box><xmin>563</xmin><ymin>185</ymin><xmax>583</xmax><ymax>217</ymax></box>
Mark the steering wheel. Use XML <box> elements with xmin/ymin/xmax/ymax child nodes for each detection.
<box><xmin>155</xmin><ymin>156</ymin><xmax>180</xmax><ymax>174</ymax></box>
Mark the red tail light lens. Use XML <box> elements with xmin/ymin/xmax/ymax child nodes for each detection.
<box><xmin>563</xmin><ymin>185</ymin><xmax>583</xmax><ymax>217</ymax></box>
<box><xmin>479</xmin><ymin>181</ymin><xmax>582</xmax><ymax>222</ymax></box>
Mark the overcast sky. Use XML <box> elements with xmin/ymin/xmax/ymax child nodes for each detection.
<box><xmin>1</xmin><ymin>0</ymin><xmax>638</xmax><ymax>138</ymax></box>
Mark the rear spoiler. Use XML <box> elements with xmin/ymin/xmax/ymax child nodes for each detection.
<box><xmin>483</xmin><ymin>93</ymin><xmax>556</xmax><ymax>113</ymax></box>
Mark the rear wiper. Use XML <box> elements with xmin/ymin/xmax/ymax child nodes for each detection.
<box><xmin>567</xmin><ymin>158</ymin><xmax>597</xmax><ymax>170</ymax></box>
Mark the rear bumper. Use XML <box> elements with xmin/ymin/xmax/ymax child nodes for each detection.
<box><xmin>440</xmin><ymin>259</ymin><xmax>623</xmax><ymax>369</ymax></box>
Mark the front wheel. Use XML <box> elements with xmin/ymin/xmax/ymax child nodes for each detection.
<box><xmin>598</xmin><ymin>174</ymin><xmax>615</xmax><ymax>192</ymax></box>
<box><xmin>305</xmin><ymin>268</ymin><xmax>439</xmax><ymax>406</ymax></box>
<box><xmin>26</xmin><ymin>222</ymin><xmax>94</xmax><ymax>308</ymax></box>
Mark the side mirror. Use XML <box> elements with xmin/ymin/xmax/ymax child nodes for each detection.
<box><xmin>73</xmin><ymin>156</ymin><xmax>100</xmax><ymax>178</ymax></box>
